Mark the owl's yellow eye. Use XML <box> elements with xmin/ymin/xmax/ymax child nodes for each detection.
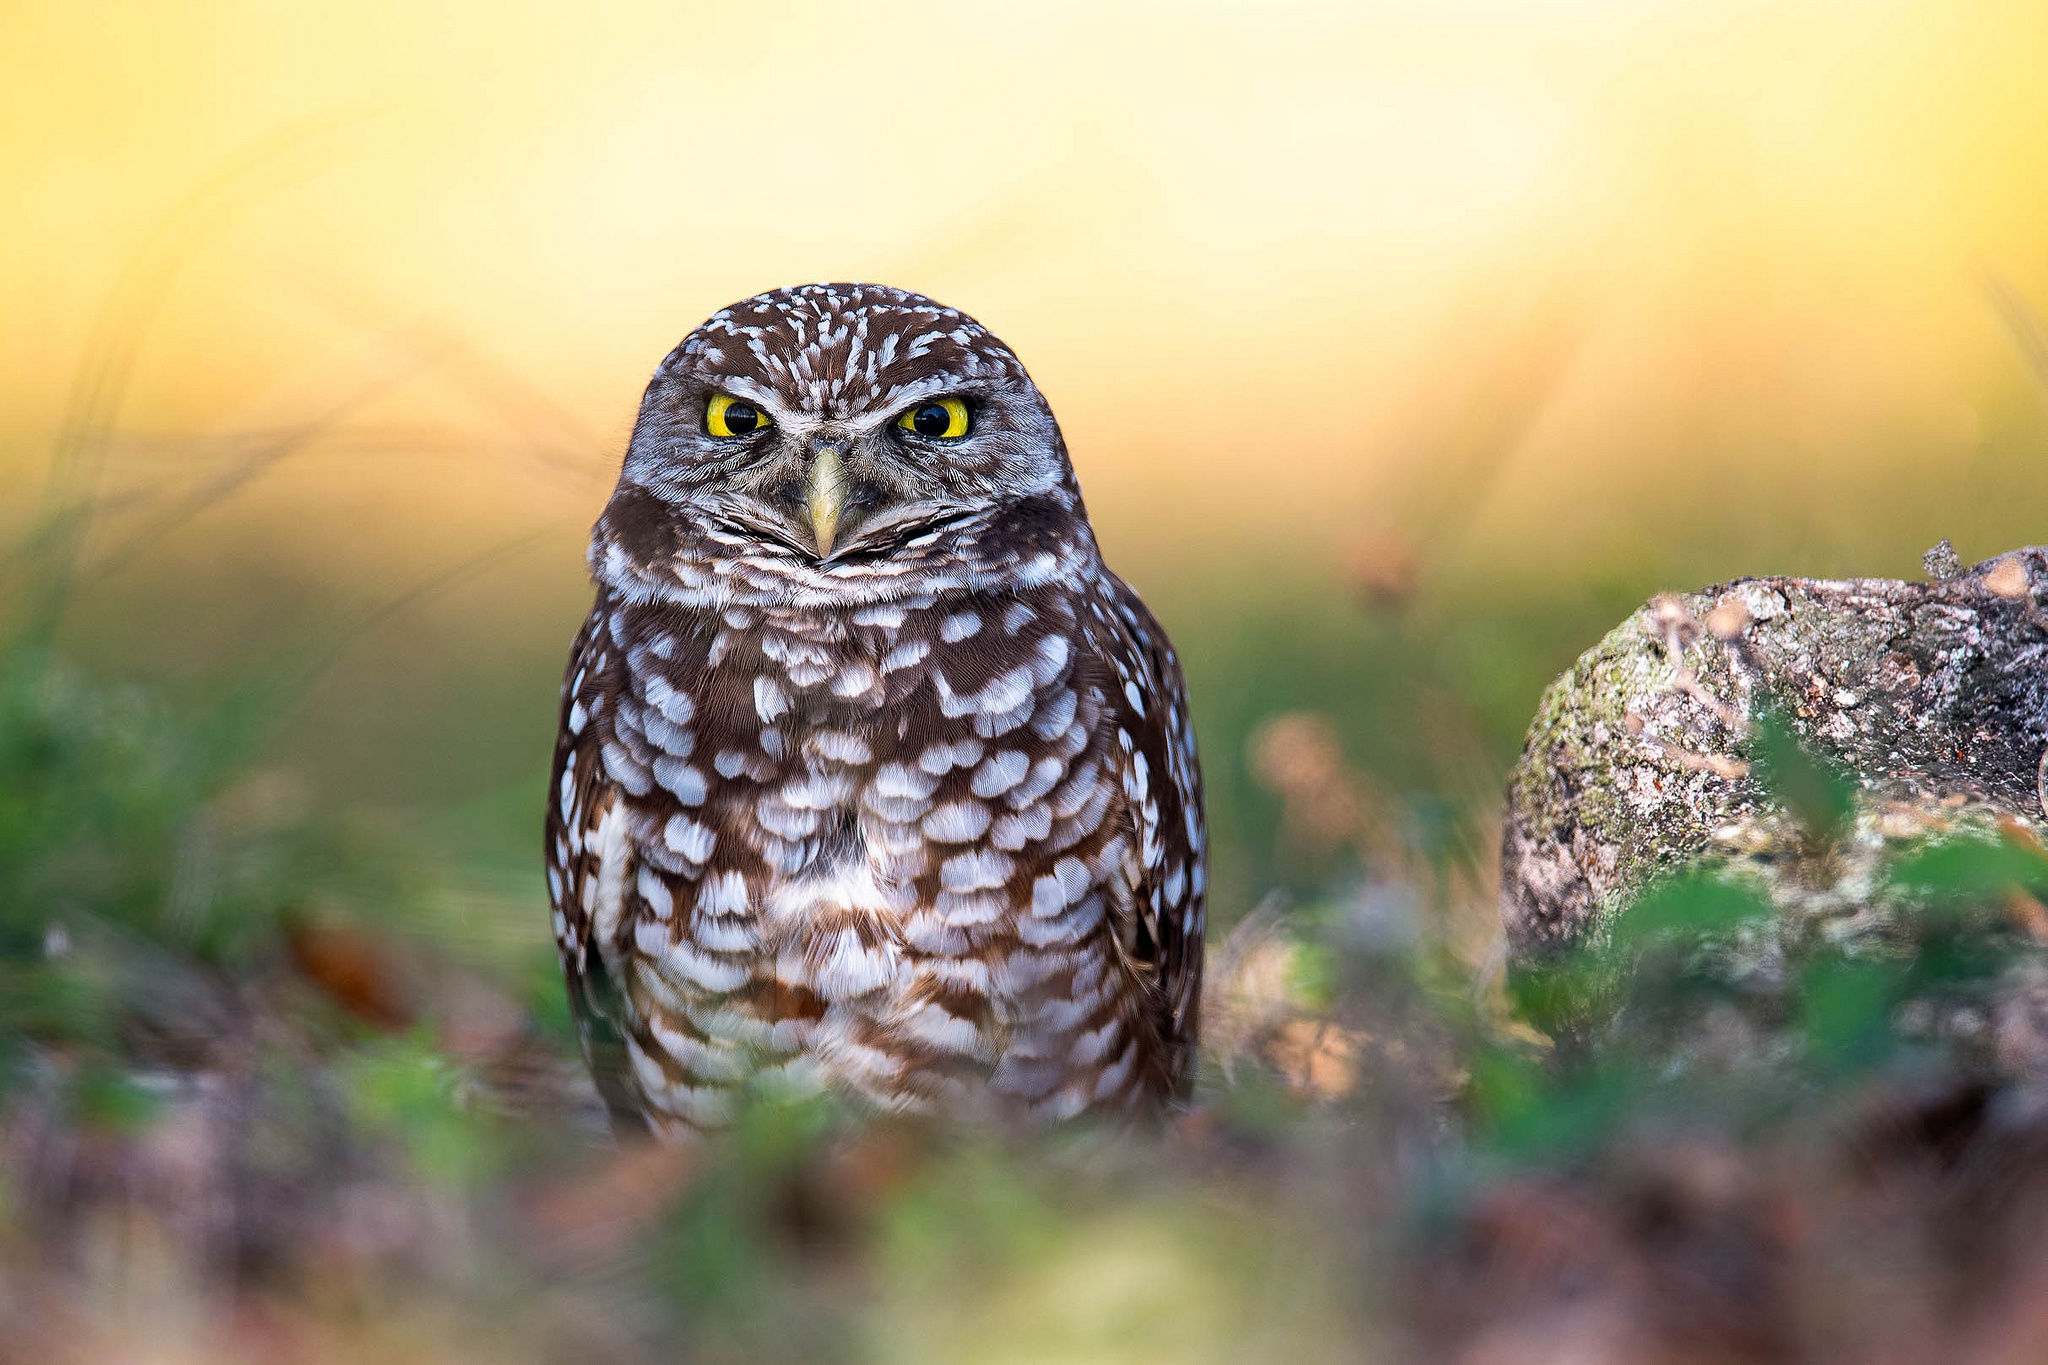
<box><xmin>706</xmin><ymin>393</ymin><xmax>772</xmax><ymax>438</ymax></box>
<box><xmin>898</xmin><ymin>397</ymin><xmax>970</xmax><ymax>440</ymax></box>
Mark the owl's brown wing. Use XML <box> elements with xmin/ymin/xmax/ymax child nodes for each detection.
<box><xmin>1085</xmin><ymin>571</ymin><xmax>1207</xmax><ymax>1100</ymax></box>
<box><xmin>543</xmin><ymin>604</ymin><xmax>651</xmax><ymax>1129</ymax></box>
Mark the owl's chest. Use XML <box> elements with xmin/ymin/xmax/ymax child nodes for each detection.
<box><xmin>581</xmin><ymin>584</ymin><xmax>1163</xmax><ymax>1120</ymax></box>
<box><xmin>633</xmin><ymin>596</ymin><xmax>1079</xmax><ymax>913</ymax></box>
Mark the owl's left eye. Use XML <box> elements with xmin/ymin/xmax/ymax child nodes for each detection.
<box><xmin>898</xmin><ymin>397</ymin><xmax>970</xmax><ymax>440</ymax></box>
<box><xmin>706</xmin><ymin>393</ymin><xmax>772</xmax><ymax>438</ymax></box>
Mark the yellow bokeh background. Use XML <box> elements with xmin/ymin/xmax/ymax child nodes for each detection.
<box><xmin>10</xmin><ymin>0</ymin><xmax>2048</xmax><ymax>793</ymax></box>
<box><xmin>11</xmin><ymin>6</ymin><xmax>2048</xmax><ymax>1346</ymax></box>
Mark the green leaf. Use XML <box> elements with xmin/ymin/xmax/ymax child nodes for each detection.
<box><xmin>1749</xmin><ymin>701</ymin><xmax>1856</xmax><ymax>848</ymax></box>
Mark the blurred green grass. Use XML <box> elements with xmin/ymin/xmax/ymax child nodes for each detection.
<box><xmin>16</xmin><ymin>289</ymin><xmax>2048</xmax><ymax>1363</ymax></box>
<box><xmin>15</xmin><ymin>529</ymin><xmax>2048</xmax><ymax>1364</ymax></box>
<box><xmin>15</xmin><ymin>504</ymin><xmax>2048</xmax><ymax>1363</ymax></box>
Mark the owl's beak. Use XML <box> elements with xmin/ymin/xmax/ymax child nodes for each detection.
<box><xmin>805</xmin><ymin>446</ymin><xmax>846</xmax><ymax>559</ymax></box>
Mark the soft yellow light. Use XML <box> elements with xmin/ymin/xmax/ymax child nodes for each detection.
<box><xmin>6</xmin><ymin>0</ymin><xmax>2048</xmax><ymax>583</ymax></box>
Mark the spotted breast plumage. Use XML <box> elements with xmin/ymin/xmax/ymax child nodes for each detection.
<box><xmin>545</xmin><ymin>283</ymin><xmax>1204</xmax><ymax>1136</ymax></box>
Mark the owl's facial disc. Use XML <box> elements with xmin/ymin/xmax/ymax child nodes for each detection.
<box><xmin>670</xmin><ymin>385</ymin><xmax>1029</xmax><ymax>563</ymax></box>
<box><xmin>767</xmin><ymin>403</ymin><xmax>980</xmax><ymax>562</ymax></box>
<box><xmin>610</xmin><ymin>285</ymin><xmax>1080</xmax><ymax>575</ymax></box>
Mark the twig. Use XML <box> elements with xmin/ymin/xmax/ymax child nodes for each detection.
<box><xmin>1624</xmin><ymin>595</ymin><xmax>1751</xmax><ymax>778</ymax></box>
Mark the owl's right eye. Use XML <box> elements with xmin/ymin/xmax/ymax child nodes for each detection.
<box><xmin>705</xmin><ymin>393</ymin><xmax>772</xmax><ymax>438</ymax></box>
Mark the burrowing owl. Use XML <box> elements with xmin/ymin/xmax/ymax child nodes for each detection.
<box><xmin>546</xmin><ymin>284</ymin><xmax>1204</xmax><ymax>1136</ymax></box>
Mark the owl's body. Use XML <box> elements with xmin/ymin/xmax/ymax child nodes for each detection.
<box><xmin>546</xmin><ymin>284</ymin><xmax>1202</xmax><ymax>1136</ymax></box>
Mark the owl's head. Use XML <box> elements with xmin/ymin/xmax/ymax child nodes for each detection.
<box><xmin>601</xmin><ymin>285</ymin><xmax>1084</xmax><ymax>594</ymax></box>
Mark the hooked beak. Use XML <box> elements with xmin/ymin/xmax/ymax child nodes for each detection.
<box><xmin>805</xmin><ymin>446</ymin><xmax>846</xmax><ymax>559</ymax></box>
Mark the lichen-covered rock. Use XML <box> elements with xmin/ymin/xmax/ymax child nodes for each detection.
<box><xmin>1502</xmin><ymin>547</ymin><xmax>2048</xmax><ymax>957</ymax></box>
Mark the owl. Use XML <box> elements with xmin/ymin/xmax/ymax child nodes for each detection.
<box><xmin>545</xmin><ymin>284</ymin><xmax>1204</xmax><ymax>1137</ymax></box>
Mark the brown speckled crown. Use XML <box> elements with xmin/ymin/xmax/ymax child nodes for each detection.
<box><xmin>676</xmin><ymin>283</ymin><xmax>1033</xmax><ymax>416</ymax></box>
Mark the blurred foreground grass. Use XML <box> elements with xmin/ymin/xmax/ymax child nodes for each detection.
<box><xmin>18</xmin><ymin>261</ymin><xmax>2048</xmax><ymax>1359</ymax></box>
<box><xmin>17</xmin><ymin>488</ymin><xmax>2048</xmax><ymax>1365</ymax></box>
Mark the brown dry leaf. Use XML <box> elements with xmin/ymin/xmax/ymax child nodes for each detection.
<box><xmin>1266</xmin><ymin>1019</ymin><xmax>1363</xmax><ymax>1100</ymax></box>
<box><xmin>2006</xmin><ymin>889</ymin><xmax>2048</xmax><ymax>945</ymax></box>
<box><xmin>1998</xmin><ymin>813</ymin><xmax>2048</xmax><ymax>859</ymax></box>
<box><xmin>286</xmin><ymin>917</ymin><xmax>416</xmax><ymax>1030</ymax></box>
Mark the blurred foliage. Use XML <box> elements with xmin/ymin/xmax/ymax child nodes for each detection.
<box><xmin>14</xmin><ymin>415</ymin><xmax>2048</xmax><ymax>1364</ymax></box>
<box><xmin>12</xmin><ymin>545</ymin><xmax>2048</xmax><ymax>1363</ymax></box>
